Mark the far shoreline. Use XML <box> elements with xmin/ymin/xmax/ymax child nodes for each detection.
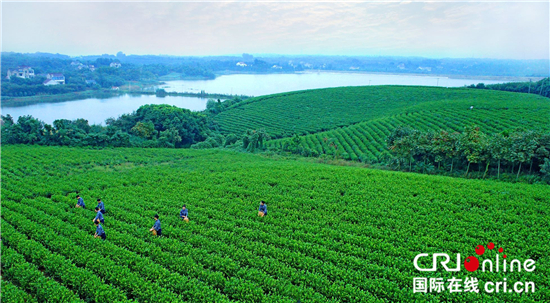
<box><xmin>296</xmin><ymin>70</ymin><xmax>546</xmax><ymax>82</ymax></box>
<box><xmin>209</xmin><ymin>69</ymin><xmax>546</xmax><ymax>83</ymax></box>
<box><xmin>2</xmin><ymin>72</ymin><xmax>546</xmax><ymax>108</ymax></box>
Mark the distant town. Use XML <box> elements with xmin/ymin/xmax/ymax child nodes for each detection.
<box><xmin>6</xmin><ymin>61</ymin><xmax>122</xmax><ymax>88</ymax></box>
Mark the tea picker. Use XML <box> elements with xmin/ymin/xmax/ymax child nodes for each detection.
<box><xmin>258</xmin><ymin>201</ymin><xmax>267</xmax><ymax>217</ymax></box>
<box><xmin>97</xmin><ymin>198</ymin><xmax>106</xmax><ymax>214</ymax></box>
<box><xmin>93</xmin><ymin>207</ymin><xmax>105</xmax><ymax>224</ymax></box>
<box><xmin>94</xmin><ymin>219</ymin><xmax>106</xmax><ymax>240</ymax></box>
<box><xmin>75</xmin><ymin>195</ymin><xmax>85</xmax><ymax>208</ymax></box>
<box><xmin>180</xmin><ymin>205</ymin><xmax>189</xmax><ymax>222</ymax></box>
<box><xmin>150</xmin><ymin>214</ymin><xmax>162</xmax><ymax>236</ymax></box>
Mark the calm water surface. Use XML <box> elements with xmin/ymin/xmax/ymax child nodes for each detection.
<box><xmin>161</xmin><ymin>72</ymin><xmax>504</xmax><ymax>96</ymax></box>
<box><xmin>2</xmin><ymin>94</ymin><xmax>207</xmax><ymax>125</ymax></box>
<box><xmin>2</xmin><ymin>72</ymin><xmax>505</xmax><ymax>125</ymax></box>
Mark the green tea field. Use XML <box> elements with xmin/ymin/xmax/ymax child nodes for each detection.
<box><xmin>213</xmin><ymin>86</ymin><xmax>550</xmax><ymax>162</ymax></box>
<box><xmin>215</xmin><ymin>86</ymin><xmax>550</xmax><ymax>139</ymax></box>
<box><xmin>2</xmin><ymin>145</ymin><xmax>549</xmax><ymax>302</ymax></box>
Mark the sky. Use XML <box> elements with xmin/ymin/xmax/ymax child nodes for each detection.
<box><xmin>2</xmin><ymin>0</ymin><xmax>549</xmax><ymax>60</ymax></box>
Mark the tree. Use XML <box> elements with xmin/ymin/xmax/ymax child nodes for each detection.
<box><xmin>224</xmin><ymin>134</ymin><xmax>238</xmax><ymax>147</ymax></box>
<box><xmin>155</xmin><ymin>89</ymin><xmax>167</xmax><ymax>97</ymax></box>
<box><xmin>131</xmin><ymin>121</ymin><xmax>157</xmax><ymax>139</ymax></box>
<box><xmin>159</xmin><ymin>128</ymin><xmax>182</xmax><ymax>148</ymax></box>
<box><xmin>387</xmin><ymin>126</ymin><xmax>418</xmax><ymax>171</ymax></box>
<box><xmin>431</xmin><ymin>131</ymin><xmax>448</xmax><ymax>171</ymax></box>
<box><xmin>206</xmin><ymin>98</ymin><xmax>224</xmax><ymax>115</ymax></box>
<box><xmin>14</xmin><ymin>115</ymin><xmax>44</xmax><ymax>144</ymax></box>
<box><xmin>459</xmin><ymin>126</ymin><xmax>486</xmax><ymax>177</ymax></box>
<box><xmin>134</xmin><ymin>104</ymin><xmax>208</xmax><ymax>147</ymax></box>
<box><xmin>510</xmin><ymin>131</ymin><xmax>538</xmax><ymax>180</ymax></box>
<box><xmin>242</xmin><ymin>129</ymin><xmax>270</xmax><ymax>152</ymax></box>
<box><xmin>535</xmin><ymin>133</ymin><xmax>550</xmax><ymax>168</ymax></box>
<box><xmin>540</xmin><ymin>158</ymin><xmax>550</xmax><ymax>180</ymax></box>
<box><xmin>110</xmin><ymin>131</ymin><xmax>131</xmax><ymax>147</ymax></box>
<box><xmin>488</xmin><ymin>133</ymin><xmax>509</xmax><ymax>179</ymax></box>
<box><xmin>1</xmin><ymin>114</ymin><xmax>17</xmax><ymax>144</ymax></box>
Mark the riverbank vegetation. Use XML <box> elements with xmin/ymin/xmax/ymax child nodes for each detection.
<box><xmin>1</xmin><ymin>104</ymin><xmax>210</xmax><ymax>148</ymax></box>
<box><xmin>1</xmin><ymin>90</ymin><xmax>119</xmax><ymax>107</ymax></box>
<box><xmin>468</xmin><ymin>77</ymin><xmax>550</xmax><ymax>98</ymax></box>
<box><xmin>1</xmin><ymin>53</ymin><xmax>215</xmax><ymax>99</ymax></box>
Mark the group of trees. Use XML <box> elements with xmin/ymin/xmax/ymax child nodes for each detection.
<box><xmin>387</xmin><ymin>126</ymin><xmax>550</xmax><ymax>180</ymax></box>
<box><xmin>1</xmin><ymin>57</ymin><xmax>125</xmax><ymax>97</ymax></box>
<box><xmin>190</xmin><ymin>129</ymin><xmax>269</xmax><ymax>152</ymax></box>
<box><xmin>205</xmin><ymin>97</ymin><xmax>245</xmax><ymax>115</ymax></box>
<box><xmin>469</xmin><ymin>77</ymin><xmax>550</xmax><ymax>98</ymax></box>
<box><xmin>0</xmin><ymin>94</ymin><xmax>250</xmax><ymax>149</ymax></box>
<box><xmin>273</xmin><ymin>134</ymin><xmax>323</xmax><ymax>158</ymax></box>
<box><xmin>1</xmin><ymin>75</ymin><xmax>88</xmax><ymax>97</ymax></box>
<box><xmin>141</xmin><ymin>64</ymin><xmax>215</xmax><ymax>79</ymax></box>
<box><xmin>1</xmin><ymin>104</ymin><xmax>209</xmax><ymax>148</ymax></box>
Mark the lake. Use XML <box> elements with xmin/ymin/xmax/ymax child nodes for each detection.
<box><xmin>161</xmin><ymin>72</ymin><xmax>503</xmax><ymax>96</ymax></box>
<box><xmin>2</xmin><ymin>72</ymin><xmax>506</xmax><ymax>125</ymax></box>
<box><xmin>2</xmin><ymin>94</ymin><xmax>208</xmax><ymax>125</ymax></box>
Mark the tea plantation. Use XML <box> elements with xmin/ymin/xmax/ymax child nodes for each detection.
<box><xmin>215</xmin><ymin>86</ymin><xmax>550</xmax><ymax>139</ymax></box>
<box><xmin>2</xmin><ymin>146</ymin><xmax>549</xmax><ymax>302</ymax></box>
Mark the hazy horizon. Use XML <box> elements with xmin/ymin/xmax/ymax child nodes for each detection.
<box><xmin>4</xmin><ymin>51</ymin><xmax>550</xmax><ymax>62</ymax></box>
<box><xmin>2</xmin><ymin>1</ymin><xmax>549</xmax><ymax>60</ymax></box>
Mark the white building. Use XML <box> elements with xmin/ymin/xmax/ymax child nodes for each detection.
<box><xmin>43</xmin><ymin>79</ymin><xmax>60</xmax><ymax>86</ymax></box>
<box><xmin>110</xmin><ymin>62</ymin><xmax>122</xmax><ymax>68</ymax></box>
<box><xmin>236</xmin><ymin>62</ymin><xmax>247</xmax><ymax>67</ymax></box>
<box><xmin>6</xmin><ymin>66</ymin><xmax>35</xmax><ymax>79</ymax></box>
<box><xmin>44</xmin><ymin>73</ymin><xmax>66</xmax><ymax>85</ymax></box>
<box><xmin>71</xmin><ymin>61</ymin><xmax>96</xmax><ymax>71</ymax></box>
<box><xmin>271</xmin><ymin>65</ymin><xmax>282</xmax><ymax>69</ymax></box>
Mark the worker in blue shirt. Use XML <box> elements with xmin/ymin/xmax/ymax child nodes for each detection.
<box><xmin>93</xmin><ymin>207</ymin><xmax>105</xmax><ymax>224</ymax></box>
<box><xmin>150</xmin><ymin>214</ymin><xmax>162</xmax><ymax>236</ymax></box>
<box><xmin>75</xmin><ymin>195</ymin><xmax>85</xmax><ymax>208</ymax></box>
<box><xmin>94</xmin><ymin>220</ymin><xmax>106</xmax><ymax>240</ymax></box>
<box><xmin>180</xmin><ymin>205</ymin><xmax>189</xmax><ymax>222</ymax></box>
<box><xmin>97</xmin><ymin>199</ymin><xmax>106</xmax><ymax>214</ymax></box>
<box><xmin>258</xmin><ymin>201</ymin><xmax>267</xmax><ymax>217</ymax></box>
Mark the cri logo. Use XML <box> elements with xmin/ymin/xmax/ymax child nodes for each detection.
<box><xmin>414</xmin><ymin>242</ymin><xmax>536</xmax><ymax>273</ymax></box>
<box><xmin>464</xmin><ymin>242</ymin><xmax>502</xmax><ymax>272</ymax></box>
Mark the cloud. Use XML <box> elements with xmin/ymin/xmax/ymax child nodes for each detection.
<box><xmin>2</xmin><ymin>1</ymin><xmax>548</xmax><ymax>59</ymax></box>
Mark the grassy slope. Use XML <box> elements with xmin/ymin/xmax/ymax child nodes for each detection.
<box><xmin>267</xmin><ymin>99</ymin><xmax>550</xmax><ymax>161</ymax></box>
<box><xmin>2</xmin><ymin>145</ymin><xmax>549</xmax><ymax>302</ymax></box>
<box><xmin>213</xmin><ymin>85</ymin><xmax>549</xmax><ymax>161</ymax></box>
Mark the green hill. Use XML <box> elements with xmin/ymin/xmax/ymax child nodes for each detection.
<box><xmin>2</xmin><ymin>146</ymin><xmax>549</xmax><ymax>302</ymax></box>
<box><xmin>215</xmin><ymin>86</ymin><xmax>550</xmax><ymax>139</ymax></box>
<box><xmin>213</xmin><ymin>86</ymin><xmax>549</xmax><ymax>162</ymax></box>
<box><xmin>266</xmin><ymin>102</ymin><xmax>550</xmax><ymax>162</ymax></box>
